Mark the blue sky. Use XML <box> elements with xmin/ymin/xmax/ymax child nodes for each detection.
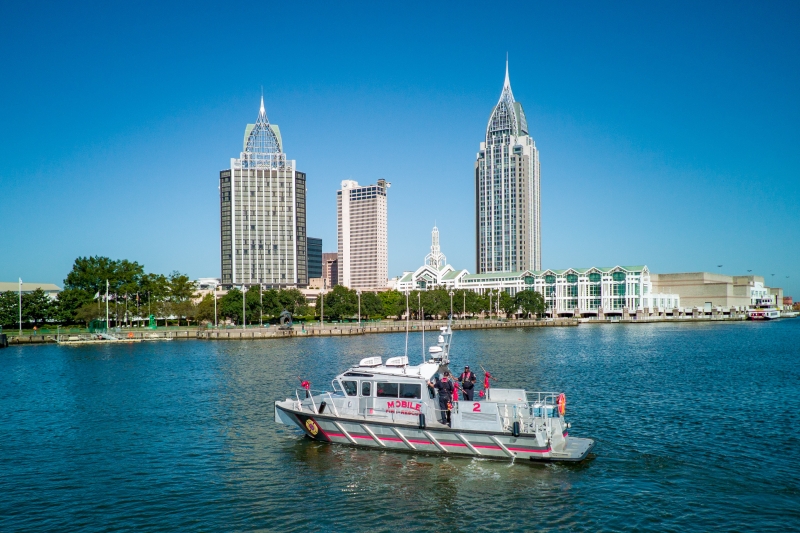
<box><xmin>1</xmin><ymin>1</ymin><xmax>798</xmax><ymax>296</ymax></box>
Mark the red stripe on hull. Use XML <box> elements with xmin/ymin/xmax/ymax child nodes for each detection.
<box><xmin>324</xmin><ymin>432</ymin><xmax>550</xmax><ymax>454</ymax></box>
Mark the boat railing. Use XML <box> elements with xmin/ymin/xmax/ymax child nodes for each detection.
<box><xmin>293</xmin><ymin>389</ymin><xmax>343</xmax><ymax>417</ymax></box>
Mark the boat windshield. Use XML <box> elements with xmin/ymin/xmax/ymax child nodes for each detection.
<box><xmin>342</xmin><ymin>380</ymin><xmax>358</xmax><ymax>396</ymax></box>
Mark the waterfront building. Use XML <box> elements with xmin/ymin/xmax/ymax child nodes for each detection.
<box><xmin>322</xmin><ymin>252</ymin><xmax>339</xmax><ymax>288</ymax></box>
<box><xmin>650</xmin><ymin>273</ymin><xmax>775</xmax><ymax>309</ymax></box>
<box><xmin>337</xmin><ymin>179</ymin><xmax>389</xmax><ymax>290</ymax></box>
<box><xmin>0</xmin><ymin>282</ymin><xmax>61</xmax><ymax>300</ymax></box>
<box><xmin>307</xmin><ymin>237</ymin><xmax>322</xmax><ymax>280</ymax></box>
<box><xmin>397</xmin><ymin>229</ymin><xmax>679</xmax><ymax>316</ymax></box>
<box><xmin>219</xmin><ymin>98</ymin><xmax>307</xmax><ymax>288</ymax></box>
<box><xmin>476</xmin><ymin>60</ymin><xmax>541</xmax><ymax>273</ymax></box>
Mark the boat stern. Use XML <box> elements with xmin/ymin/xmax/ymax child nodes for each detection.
<box><xmin>548</xmin><ymin>437</ymin><xmax>595</xmax><ymax>462</ymax></box>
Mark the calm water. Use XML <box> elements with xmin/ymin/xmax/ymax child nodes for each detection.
<box><xmin>1</xmin><ymin>320</ymin><xmax>799</xmax><ymax>532</ymax></box>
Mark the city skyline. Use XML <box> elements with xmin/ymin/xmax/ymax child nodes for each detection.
<box><xmin>1</xmin><ymin>2</ymin><xmax>798</xmax><ymax>296</ymax></box>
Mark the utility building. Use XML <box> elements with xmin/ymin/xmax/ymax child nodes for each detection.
<box><xmin>337</xmin><ymin>179</ymin><xmax>389</xmax><ymax>290</ymax></box>
<box><xmin>220</xmin><ymin>98</ymin><xmax>307</xmax><ymax>288</ymax></box>
<box><xmin>476</xmin><ymin>60</ymin><xmax>541</xmax><ymax>273</ymax></box>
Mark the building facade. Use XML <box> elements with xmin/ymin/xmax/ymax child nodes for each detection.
<box><xmin>322</xmin><ymin>252</ymin><xmax>339</xmax><ymax>288</ymax></box>
<box><xmin>476</xmin><ymin>61</ymin><xmax>541</xmax><ymax>273</ymax></box>
<box><xmin>307</xmin><ymin>237</ymin><xmax>322</xmax><ymax>280</ymax></box>
<box><xmin>337</xmin><ymin>179</ymin><xmax>389</xmax><ymax>290</ymax></box>
<box><xmin>220</xmin><ymin>98</ymin><xmax>307</xmax><ymax>288</ymax></box>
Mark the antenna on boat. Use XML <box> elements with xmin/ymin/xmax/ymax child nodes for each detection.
<box><xmin>404</xmin><ymin>291</ymin><xmax>409</xmax><ymax>358</ymax></box>
<box><xmin>419</xmin><ymin>291</ymin><xmax>425</xmax><ymax>364</ymax></box>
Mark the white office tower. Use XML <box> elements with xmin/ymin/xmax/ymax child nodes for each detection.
<box><xmin>475</xmin><ymin>60</ymin><xmax>541</xmax><ymax>273</ymax></box>
<box><xmin>219</xmin><ymin>98</ymin><xmax>307</xmax><ymax>288</ymax></box>
<box><xmin>337</xmin><ymin>179</ymin><xmax>390</xmax><ymax>289</ymax></box>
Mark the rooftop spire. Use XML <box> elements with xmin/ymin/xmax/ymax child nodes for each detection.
<box><xmin>504</xmin><ymin>53</ymin><xmax>510</xmax><ymax>89</ymax></box>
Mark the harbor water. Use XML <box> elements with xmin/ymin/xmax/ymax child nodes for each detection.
<box><xmin>1</xmin><ymin>320</ymin><xmax>799</xmax><ymax>532</ymax></box>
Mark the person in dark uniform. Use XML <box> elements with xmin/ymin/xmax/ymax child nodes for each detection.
<box><xmin>458</xmin><ymin>365</ymin><xmax>477</xmax><ymax>401</ymax></box>
<box><xmin>427</xmin><ymin>371</ymin><xmax>455</xmax><ymax>426</ymax></box>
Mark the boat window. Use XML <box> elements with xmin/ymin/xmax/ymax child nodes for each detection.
<box><xmin>376</xmin><ymin>382</ymin><xmax>399</xmax><ymax>398</ymax></box>
<box><xmin>399</xmin><ymin>383</ymin><xmax>421</xmax><ymax>399</ymax></box>
<box><xmin>361</xmin><ymin>381</ymin><xmax>371</xmax><ymax>397</ymax></box>
<box><xmin>342</xmin><ymin>380</ymin><xmax>358</xmax><ymax>396</ymax></box>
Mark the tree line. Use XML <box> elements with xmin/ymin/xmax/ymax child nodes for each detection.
<box><xmin>313</xmin><ymin>285</ymin><xmax>545</xmax><ymax>320</ymax></box>
<box><xmin>0</xmin><ymin>256</ymin><xmax>196</xmax><ymax>328</ymax></box>
<box><xmin>0</xmin><ymin>255</ymin><xmax>547</xmax><ymax>328</ymax></box>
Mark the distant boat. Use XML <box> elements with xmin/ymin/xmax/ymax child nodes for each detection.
<box><xmin>747</xmin><ymin>298</ymin><xmax>781</xmax><ymax>320</ymax></box>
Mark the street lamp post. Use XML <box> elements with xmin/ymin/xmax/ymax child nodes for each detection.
<box><xmin>449</xmin><ymin>290</ymin><xmax>454</xmax><ymax>320</ymax></box>
<box><xmin>259</xmin><ymin>284</ymin><xmax>263</xmax><ymax>327</ymax></box>
<box><xmin>213</xmin><ymin>286</ymin><xmax>217</xmax><ymax>328</ymax></box>
<box><xmin>242</xmin><ymin>285</ymin><xmax>246</xmax><ymax>328</ymax></box>
<box><xmin>18</xmin><ymin>278</ymin><xmax>22</xmax><ymax>335</ymax></box>
<box><xmin>488</xmin><ymin>291</ymin><xmax>492</xmax><ymax>322</ymax></box>
<box><xmin>463</xmin><ymin>291</ymin><xmax>466</xmax><ymax>319</ymax></box>
<box><xmin>320</xmin><ymin>279</ymin><xmax>325</xmax><ymax>327</ymax></box>
<box><xmin>105</xmin><ymin>280</ymin><xmax>110</xmax><ymax>332</ymax></box>
<box><xmin>357</xmin><ymin>290</ymin><xmax>362</xmax><ymax>328</ymax></box>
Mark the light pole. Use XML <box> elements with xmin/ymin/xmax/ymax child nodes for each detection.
<box><xmin>320</xmin><ymin>279</ymin><xmax>325</xmax><ymax>327</ymax></box>
<box><xmin>357</xmin><ymin>290</ymin><xmax>362</xmax><ymax>328</ymax></box>
<box><xmin>259</xmin><ymin>284</ymin><xmax>263</xmax><ymax>327</ymax></box>
<box><xmin>242</xmin><ymin>285</ymin><xmax>246</xmax><ymax>328</ymax></box>
<box><xmin>213</xmin><ymin>286</ymin><xmax>218</xmax><ymax>328</ymax></box>
<box><xmin>449</xmin><ymin>290</ymin><xmax>454</xmax><ymax>320</ymax></box>
<box><xmin>105</xmin><ymin>280</ymin><xmax>110</xmax><ymax>332</ymax></box>
<box><xmin>463</xmin><ymin>291</ymin><xmax>466</xmax><ymax>319</ymax></box>
<box><xmin>488</xmin><ymin>290</ymin><xmax>492</xmax><ymax>322</ymax></box>
<box><xmin>18</xmin><ymin>278</ymin><xmax>22</xmax><ymax>335</ymax></box>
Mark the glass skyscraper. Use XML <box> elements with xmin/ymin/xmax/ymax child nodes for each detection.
<box><xmin>220</xmin><ymin>98</ymin><xmax>307</xmax><ymax>288</ymax></box>
<box><xmin>475</xmin><ymin>61</ymin><xmax>541</xmax><ymax>273</ymax></box>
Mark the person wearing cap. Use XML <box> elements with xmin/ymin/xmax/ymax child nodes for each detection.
<box><xmin>458</xmin><ymin>365</ymin><xmax>477</xmax><ymax>401</ymax></box>
<box><xmin>427</xmin><ymin>371</ymin><xmax>455</xmax><ymax>426</ymax></box>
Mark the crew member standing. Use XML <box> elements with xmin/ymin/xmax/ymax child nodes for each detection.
<box><xmin>458</xmin><ymin>365</ymin><xmax>477</xmax><ymax>401</ymax></box>
<box><xmin>427</xmin><ymin>371</ymin><xmax>455</xmax><ymax>426</ymax></box>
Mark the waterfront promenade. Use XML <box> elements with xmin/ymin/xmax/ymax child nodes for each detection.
<box><xmin>5</xmin><ymin>318</ymin><xmax>577</xmax><ymax>345</ymax></box>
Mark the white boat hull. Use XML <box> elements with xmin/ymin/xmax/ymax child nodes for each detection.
<box><xmin>275</xmin><ymin>401</ymin><xmax>594</xmax><ymax>462</ymax></box>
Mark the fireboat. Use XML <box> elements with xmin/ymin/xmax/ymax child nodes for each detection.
<box><xmin>274</xmin><ymin>321</ymin><xmax>594</xmax><ymax>462</ymax></box>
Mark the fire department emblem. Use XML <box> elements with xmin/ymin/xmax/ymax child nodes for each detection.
<box><xmin>305</xmin><ymin>418</ymin><xmax>319</xmax><ymax>436</ymax></box>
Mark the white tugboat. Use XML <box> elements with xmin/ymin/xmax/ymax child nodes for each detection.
<box><xmin>274</xmin><ymin>323</ymin><xmax>594</xmax><ymax>462</ymax></box>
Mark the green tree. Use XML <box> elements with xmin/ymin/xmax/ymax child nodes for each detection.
<box><xmin>279</xmin><ymin>288</ymin><xmax>309</xmax><ymax>316</ymax></box>
<box><xmin>220</xmin><ymin>288</ymin><xmax>244</xmax><ymax>324</ymax></box>
<box><xmin>245</xmin><ymin>286</ymin><xmax>263</xmax><ymax>324</ymax></box>
<box><xmin>75</xmin><ymin>301</ymin><xmax>105</xmax><ymax>326</ymax></box>
<box><xmin>55</xmin><ymin>288</ymin><xmax>94</xmax><ymax>324</ymax></box>
<box><xmin>261</xmin><ymin>288</ymin><xmax>282</xmax><ymax>318</ymax></box>
<box><xmin>515</xmin><ymin>289</ymin><xmax>545</xmax><ymax>318</ymax></box>
<box><xmin>360</xmin><ymin>292</ymin><xmax>383</xmax><ymax>319</ymax></box>
<box><xmin>379</xmin><ymin>290</ymin><xmax>404</xmax><ymax>319</ymax></box>
<box><xmin>22</xmin><ymin>288</ymin><xmax>54</xmax><ymax>325</ymax></box>
<box><xmin>318</xmin><ymin>285</ymin><xmax>357</xmax><ymax>320</ymax></box>
<box><xmin>499</xmin><ymin>291</ymin><xmax>517</xmax><ymax>317</ymax></box>
<box><xmin>0</xmin><ymin>291</ymin><xmax>18</xmax><ymax>327</ymax></box>
<box><xmin>195</xmin><ymin>293</ymin><xmax>218</xmax><ymax>324</ymax></box>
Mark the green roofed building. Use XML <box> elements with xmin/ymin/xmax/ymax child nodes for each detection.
<box><xmin>394</xmin><ymin>228</ymin><xmax>680</xmax><ymax>317</ymax></box>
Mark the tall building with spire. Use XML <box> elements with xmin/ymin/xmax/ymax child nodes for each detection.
<box><xmin>475</xmin><ymin>60</ymin><xmax>541</xmax><ymax>273</ymax></box>
<box><xmin>425</xmin><ymin>225</ymin><xmax>447</xmax><ymax>270</ymax></box>
<box><xmin>220</xmin><ymin>98</ymin><xmax>307</xmax><ymax>288</ymax></box>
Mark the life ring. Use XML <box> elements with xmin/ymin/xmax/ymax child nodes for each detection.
<box><xmin>557</xmin><ymin>393</ymin><xmax>566</xmax><ymax>416</ymax></box>
<box><xmin>127</xmin><ymin>332</ymin><xmax>134</xmax><ymax>339</ymax></box>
